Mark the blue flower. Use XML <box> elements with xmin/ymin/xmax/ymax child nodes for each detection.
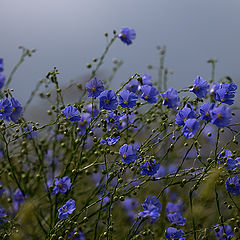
<box><xmin>9</xmin><ymin>98</ymin><xmax>23</xmax><ymax>123</ymax></box>
<box><xmin>105</xmin><ymin>111</ymin><xmax>122</xmax><ymax>130</ymax></box>
<box><xmin>225</xmin><ymin>175</ymin><xmax>240</xmax><ymax>195</ymax></box>
<box><xmin>53</xmin><ymin>176</ymin><xmax>72</xmax><ymax>194</ymax></box>
<box><xmin>126</xmin><ymin>79</ymin><xmax>139</xmax><ymax>93</ymax></box>
<box><xmin>182</xmin><ymin>119</ymin><xmax>200</xmax><ymax>139</ymax></box>
<box><xmin>199</xmin><ymin>102</ymin><xmax>214</xmax><ymax>122</ymax></box>
<box><xmin>166</xmin><ymin>202</ymin><xmax>183</xmax><ymax>215</ymax></box>
<box><xmin>141</xmin><ymin>73</ymin><xmax>152</xmax><ymax>86</ymax></box>
<box><xmin>190</xmin><ymin>76</ymin><xmax>209</xmax><ymax>98</ymax></box>
<box><xmin>211</xmin><ymin>104</ymin><xmax>232</xmax><ymax>128</ymax></box>
<box><xmin>140</xmin><ymin>159</ymin><xmax>160</xmax><ymax>176</ymax></box>
<box><xmin>13</xmin><ymin>188</ymin><xmax>24</xmax><ymax>203</ymax></box>
<box><xmin>0</xmin><ymin>99</ymin><xmax>12</xmax><ymax>120</ymax></box>
<box><xmin>69</xmin><ymin>230</ymin><xmax>86</xmax><ymax>240</ymax></box>
<box><xmin>214</xmin><ymin>224</ymin><xmax>234</xmax><ymax>240</ymax></box>
<box><xmin>58</xmin><ymin>199</ymin><xmax>76</xmax><ymax>219</ymax></box>
<box><xmin>86</xmin><ymin>77</ymin><xmax>104</xmax><ymax>97</ymax></box>
<box><xmin>165</xmin><ymin>227</ymin><xmax>185</xmax><ymax>240</ymax></box>
<box><xmin>0</xmin><ymin>181</ymin><xmax>5</xmax><ymax>197</ymax></box>
<box><xmin>141</xmin><ymin>85</ymin><xmax>159</xmax><ymax>103</ymax></box>
<box><xmin>226</xmin><ymin>158</ymin><xmax>240</xmax><ymax>171</ymax></box>
<box><xmin>161</xmin><ymin>88</ymin><xmax>180</xmax><ymax>108</ymax></box>
<box><xmin>119</xmin><ymin>90</ymin><xmax>138</xmax><ymax>108</ymax></box>
<box><xmin>138</xmin><ymin>196</ymin><xmax>162</xmax><ymax>221</ymax></box>
<box><xmin>62</xmin><ymin>106</ymin><xmax>81</xmax><ymax>122</ymax></box>
<box><xmin>0</xmin><ymin>59</ymin><xmax>3</xmax><ymax>72</ymax></box>
<box><xmin>118</xmin><ymin>27</ymin><xmax>136</xmax><ymax>45</ymax></box>
<box><xmin>215</xmin><ymin>83</ymin><xmax>237</xmax><ymax>105</ymax></box>
<box><xmin>0</xmin><ymin>75</ymin><xmax>5</xmax><ymax>89</ymax></box>
<box><xmin>218</xmin><ymin>149</ymin><xmax>232</xmax><ymax>164</ymax></box>
<box><xmin>121</xmin><ymin>197</ymin><xmax>138</xmax><ymax>221</ymax></box>
<box><xmin>100</xmin><ymin>136</ymin><xmax>120</xmax><ymax>145</ymax></box>
<box><xmin>167</xmin><ymin>212</ymin><xmax>186</xmax><ymax>226</ymax></box>
<box><xmin>77</xmin><ymin>113</ymin><xmax>91</xmax><ymax>135</ymax></box>
<box><xmin>0</xmin><ymin>206</ymin><xmax>7</xmax><ymax>224</ymax></box>
<box><xmin>210</xmin><ymin>82</ymin><xmax>220</xmax><ymax>98</ymax></box>
<box><xmin>86</xmin><ymin>103</ymin><xmax>99</xmax><ymax>117</ymax></box>
<box><xmin>23</xmin><ymin>125</ymin><xmax>38</xmax><ymax>139</ymax></box>
<box><xmin>119</xmin><ymin>144</ymin><xmax>138</xmax><ymax>163</ymax></box>
<box><xmin>176</xmin><ymin>105</ymin><xmax>197</xmax><ymax>126</ymax></box>
<box><xmin>99</xmin><ymin>90</ymin><xmax>118</xmax><ymax>110</ymax></box>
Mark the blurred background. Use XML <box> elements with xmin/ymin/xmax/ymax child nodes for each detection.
<box><xmin>1</xmin><ymin>0</ymin><xmax>240</xmax><ymax>120</ymax></box>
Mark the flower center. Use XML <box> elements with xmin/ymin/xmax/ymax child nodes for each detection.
<box><xmin>124</xmin><ymin>101</ymin><xmax>128</xmax><ymax>105</ymax></box>
<box><xmin>0</xmin><ymin>108</ymin><xmax>4</xmax><ymax>113</ymax></box>
<box><xmin>92</xmin><ymin>87</ymin><xmax>96</xmax><ymax>92</ymax></box>
<box><xmin>12</xmin><ymin>107</ymin><xmax>16</xmax><ymax>112</ymax></box>
<box><xmin>217</xmin><ymin>114</ymin><xmax>222</xmax><ymax>119</ymax></box>
<box><xmin>106</xmin><ymin>100</ymin><xmax>110</xmax><ymax>105</ymax></box>
<box><xmin>144</xmin><ymin>95</ymin><xmax>148</xmax><ymax>100</ymax></box>
<box><xmin>123</xmin><ymin>154</ymin><xmax>127</xmax><ymax>159</ymax></box>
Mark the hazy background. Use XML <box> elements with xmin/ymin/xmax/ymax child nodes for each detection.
<box><xmin>1</xmin><ymin>0</ymin><xmax>240</xmax><ymax>119</ymax></box>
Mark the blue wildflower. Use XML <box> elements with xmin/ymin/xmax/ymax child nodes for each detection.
<box><xmin>100</xmin><ymin>136</ymin><xmax>120</xmax><ymax>145</ymax></box>
<box><xmin>86</xmin><ymin>77</ymin><xmax>104</xmax><ymax>97</ymax></box>
<box><xmin>0</xmin><ymin>206</ymin><xmax>7</xmax><ymax>224</ymax></box>
<box><xmin>119</xmin><ymin>144</ymin><xmax>138</xmax><ymax>163</ymax></box>
<box><xmin>86</xmin><ymin>103</ymin><xmax>99</xmax><ymax>117</ymax></box>
<box><xmin>77</xmin><ymin>113</ymin><xmax>91</xmax><ymax>135</ymax></box>
<box><xmin>199</xmin><ymin>102</ymin><xmax>214</xmax><ymax>122</ymax></box>
<box><xmin>0</xmin><ymin>75</ymin><xmax>5</xmax><ymax>89</ymax></box>
<box><xmin>161</xmin><ymin>88</ymin><xmax>180</xmax><ymax>108</ymax></box>
<box><xmin>118</xmin><ymin>27</ymin><xmax>136</xmax><ymax>45</ymax></box>
<box><xmin>190</xmin><ymin>76</ymin><xmax>209</xmax><ymax>98</ymax></box>
<box><xmin>58</xmin><ymin>199</ymin><xmax>76</xmax><ymax>219</ymax></box>
<box><xmin>214</xmin><ymin>224</ymin><xmax>234</xmax><ymax>240</ymax></box>
<box><xmin>0</xmin><ymin>99</ymin><xmax>12</xmax><ymax>120</ymax></box>
<box><xmin>126</xmin><ymin>79</ymin><xmax>139</xmax><ymax>93</ymax></box>
<box><xmin>9</xmin><ymin>98</ymin><xmax>23</xmax><ymax>123</ymax></box>
<box><xmin>182</xmin><ymin>119</ymin><xmax>200</xmax><ymax>139</ymax></box>
<box><xmin>0</xmin><ymin>59</ymin><xmax>3</xmax><ymax>72</ymax></box>
<box><xmin>105</xmin><ymin>111</ymin><xmax>122</xmax><ymax>130</ymax></box>
<box><xmin>166</xmin><ymin>202</ymin><xmax>183</xmax><ymax>215</ymax></box>
<box><xmin>138</xmin><ymin>196</ymin><xmax>162</xmax><ymax>221</ymax></box>
<box><xmin>226</xmin><ymin>158</ymin><xmax>240</xmax><ymax>171</ymax></box>
<box><xmin>121</xmin><ymin>197</ymin><xmax>138</xmax><ymax>221</ymax></box>
<box><xmin>176</xmin><ymin>105</ymin><xmax>196</xmax><ymax>126</ymax></box>
<box><xmin>140</xmin><ymin>159</ymin><xmax>160</xmax><ymax>176</ymax></box>
<box><xmin>167</xmin><ymin>212</ymin><xmax>186</xmax><ymax>226</ymax></box>
<box><xmin>99</xmin><ymin>90</ymin><xmax>118</xmax><ymax>110</ymax></box>
<box><xmin>225</xmin><ymin>175</ymin><xmax>240</xmax><ymax>195</ymax></box>
<box><xmin>119</xmin><ymin>90</ymin><xmax>138</xmax><ymax>108</ymax></box>
<box><xmin>141</xmin><ymin>85</ymin><xmax>159</xmax><ymax>103</ymax></box>
<box><xmin>218</xmin><ymin>149</ymin><xmax>232</xmax><ymax>164</ymax></box>
<box><xmin>23</xmin><ymin>125</ymin><xmax>38</xmax><ymax>139</ymax></box>
<box><xmin>141</xmin><ymin>73</ymin><xmax>152</xmax><ymax>86</ymax></box>
<box><xmin>69</xmin><ymin>230</ymin><xmax>86</xmax><ymax>240</ymax></box>
<box><xmin>215</xmin><ymin>83</ymin><xmax>237</xmax><ymax>105</ymax></box>
<box><xmin>13</xmin><ymin>188</ymin><xmax>24</xmax><ymax>203</ymax></box>
<box><xmin>210</xmin><ymin>82</ymin><xmax>220</xmax><ymax>98</ymax></box>
<box><xmin>211</xmin><ymin>104</ymin><xmax>232</xmax><ymax>128</ymax></box>
<box><xmin>165</xmin><ymin>227</ymin><xmax>185</xmax><ymax>240</ymax></box>
<box><xmin>62</xmin><ymin>106</ymin><xmax>81</xmax><ymax>122</ymax></box>
<box><xmin>53</xmin><ymin>176</ymin><xmax>72</xmax><ymax>194</ymax></box>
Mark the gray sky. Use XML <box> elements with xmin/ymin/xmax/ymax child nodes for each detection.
<box><xmin>1</xmin><ymin>0</ymin><xmax>240</xmax><ymax>110</ymax></box>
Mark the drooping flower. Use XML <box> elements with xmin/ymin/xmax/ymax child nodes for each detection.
<box><xmin>86</xmin><ymin>77</ymin><xmax>104</xmax><ymax>97</ymax></box>
<box><xmin>199</xmin><ymin>102</ymin><xmax>214</xmax><ymax>122</ymax></box>
<box><xmin>62</xmin><ymin>106</ymin><xmax>81</xmax><ymax>122</ymax></box>
<box><xmin>182</xmin><ymin>119</ymin><xmax>200</xmax><ymax>139</ymax></box>
<box><xmin>214</xmin><ymin>224</ymin><xmax>234</xmax><ymax>240</ymax></box>
<box><xmin>211</xmin><ymin>104</ymin><xmax>232</xmax><ymax>128</ymax></box>
<box><xmin>225</xmin><ymin>175</ymin><xmax>240</xmax><ymax>195</ymax></box>
<box><xmin>118</xmin><ymin>27</ymin><xmax>136</xmax><ymax>45</ymax></box>
<box><xmin>0</xmin><ymin>99</ymin><xmax>12</xmax><ymax>120</ymax></box>
<box><xmin>99</xmin><ymin>90</ymin><xmax>118</xmax><ymax>110</ymax></box>
<box><xmin>105</xmin><ymin>111</ymin><xmax>123</xmax><ymax>130</ymax></box>
<box><xmin>9</xmin><ymin>98</ymin><xmax>23</xmax><ymax>123</ymax></box>
<box><xmin>77</xmin><ymin>113</ymin><xmax>91</xmax><ymax>135</ymax></box>
<box><xmin>190</xmin><ymin>76</ymin><xmax>209</xmax><ymax>98</ymax></box>
<box><xmin>167</xmin><ymin>212</ymin><xmax>186</xmax><ymax>226</ymax></box>
<box><xmin>53</xmin><ymin>176</ymin><xmax>72</xmax><ymax>194</ymax></box>
<box><xmin>165</xmin><ymin>227</ymin><xmax>185</xmax><ymax>240</ymax></box>
<box><xmin>138</xmin><ymin>196</ymin><xmax>162</xmax><ymax>221</ymax></box>
<box><xmin>210</xmin><ymin>82</ymin><xmax>220</xmax><ymax>98</ymax></box>
<box><xmin>119</xmin><ymin>144</ymin><xmax>138</xmax><ymax>163</ymax></box>
<box><xmin>141</xmin><ymin>73</ymin><xmax>152</xmax><ymax>86</ymax></box>
<box><xmin>13</xmin><ymin>188</ymin><xmax>24</xmax><ymax>203</ymax></box>
<box><xmin>176</xmin><ymin>105</ymin><xmax>197</xmax><ymax>126</ymax></box>
<box><xmin>140</xmin><ymin>159</ymin><xmax>160</xmax><ymax>176</ymax></box>
<box><xmin>140</xmin><ymin>85</ymin><xmax>159</xmax><ymax>103</ymax></box>
<box><xmin>126</xmin><ymin>79</ymin><xmax>139</xmax><ymax>93</ymax></box>
<box><xmin>58</xmin><ymin>199</ymin><xmax>76</xmax><ymax>219</ymax></box>
<box><xmin>161</xmin><ymin>88</ymin><xmax>180</xmax><ymax>108</ymax></box>
<box><xmin>119</xmin><ymin>90</ymin><xmax>138</xmax><ymax>108</ymax></box>
<box><xmin>86</xmin><ymin>103</ymin><xmax>99</xmax><ymax>118</ymax></box>
<box><xmin>100</xmin><ymin>136</ymin><xmax>120</xmax><ymax>145</ymax></box>
<box><xmin>215</xmin><ymin>83</ymin><xmax>237</xmax><ymax>105</ymax></box>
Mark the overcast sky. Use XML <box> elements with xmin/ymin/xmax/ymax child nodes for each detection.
<box><xmin>1</xmin><ymin>0</ymin><xmax>240</xmax><ymax>111</ymax></box>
